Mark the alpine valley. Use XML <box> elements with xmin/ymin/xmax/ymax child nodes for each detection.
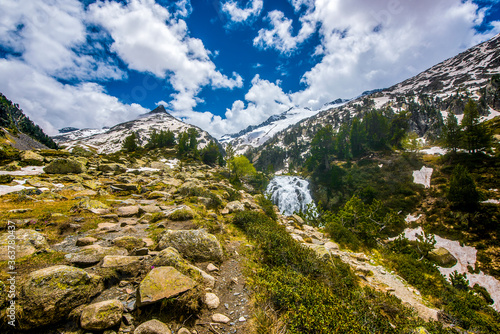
<box><xmin>0</xmin><ymin>32</ymin><xmax>500</xmax><ymax>334</ymax></box>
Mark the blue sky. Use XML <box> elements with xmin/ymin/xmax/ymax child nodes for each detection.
<box><xmin>0</xmin><ymin>0</ymin><xmax>499</xmax><ymax>138</ymax></box>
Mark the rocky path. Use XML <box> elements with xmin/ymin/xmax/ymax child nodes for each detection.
<box><xmin>279</xmin><ymin>215</ymin><xmax>439</xmax><ymax>321</ymax></box>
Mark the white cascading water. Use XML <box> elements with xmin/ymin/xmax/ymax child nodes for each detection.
<box><xmin>266</xmin><ymin>176</ymin><xmax>316</xmax><ymax>216</ymax></box>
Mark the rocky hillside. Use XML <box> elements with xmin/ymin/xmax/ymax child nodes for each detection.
<box><xmin>53</xmin><ymin>106</ymin><xmax>215</xmax><ymax>154</ymax></box>
<box><xmin>245</xmin><ymin>33</ymin><xmax>500</xmax><ymax>167</ymax></box>
<box><xmin>0</xmin><ymin>93</ymin><xmax>57</xmax><ymax>150</ymax></box>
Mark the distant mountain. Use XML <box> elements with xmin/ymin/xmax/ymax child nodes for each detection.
<box><xmin>53</xmin><ymin>105</ymin><xmax>216</xmax><ymax>154</ymax></box>
<box><xmin>250</xmin><ymin>33</ymin><xmax>500</xmax><ymax>172</ymax></box>
<box><xmin>0</xmin><ymin>93</ymin><xmax>58</xmax><ymax>149</ymax></box>
<box><xmin>220</xmin><ymin>100</ymin><xmax>349</xmax><ymax>155</ymax></box>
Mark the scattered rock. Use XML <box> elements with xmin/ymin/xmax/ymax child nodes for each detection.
<box><xmin>212</xmin><ymin>313</ymin><xmax>230</xmax><ymax>324</ymax></box>
<box><xmin>98</xmin><ymin>163</ymin><xmax>127</xmax><ymax>173</ymax></box>
<box><xmin>74</xmin><ymin>197</ymin><xmax>109</xmax><ymax>213</ymax></box>
<box><xmin>205</xmin><ymin>292</ymin><xmax>220</xmax><ymax>309</ymax></box>
<box><xmin>101</xmin><ymin>255</ymin><xmax>142</xmax><ymax>268</ymax></box>
<box><xmin>116</xmin><ymin>205</ymin><xmax>140</xmax><ymax>217</ymax></box>
<box><xmin>80</xmin><ymin>299</ymin><xmax>124</xmax><ymax>331</ymax></box>
<box><xmin>207</xmin><ymin>263</ymin><xmax>219</xmax><ymax>272</ymax></box>
<box><xmin>167</xmin><ymin>206</ymin><xmax>195</xmax><ymax>221</ymax></box>
<box><xmin>65</xmin><ymin>245</ymin><xmax>127</xmax><ymax>267</ymax></box>
<box><xmin>177</xmin><ymin>328</ymin><xmax>191</xmax><ymax>334</ymax></box>
<box><xmin>146</xmin><ymin>191</ymin><xmax>169</xmax><ymax>199</ymax></box>
<box><xmin>157</xmin><ymin>229</ymin><xmax>223</xmax><ymax>262</ymax></box>
<box><xmin>18</xmin><ymin>265</ymin><xmax>103</xmax><ymax>329</ymax></box>
<box><xmin>225</xmin><ymin>201</ymin><xmax>245</xmax><ymax>213</ymax></box>
<box><xmin>137</xmin><ymin>266</ymin><xmax>197</xmax><ymax>306</ymax></box>
<box><xmin>76</xmin><ymin>236</ymin><xmax>97</xmax><ymax>247</ymax></box>
<box><xmin>134</xmin><ymin>319</ymin><xmax>171</xmax><ymax>334</ymax></box>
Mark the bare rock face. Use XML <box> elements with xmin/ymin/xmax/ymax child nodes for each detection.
<box><xmin>137</xmin><ymin>266</ymin><xmax>197</xmax><ymax>306</ymax></box>
<box><xmin>80</xmin><ymin>299</ymin><xmax>124</xmax><ymax>331</ymax></box>
<box><xmin>157</xmin><ymin>229</ymin><xmax>223</xmax><ymax>262</ymax></box>
<box><xmin>18</xmin><ymin>265</ymin><xmax>104</xmax><ymax>329</ymax></box>
<box><xmin>134</xmin><ymin>319</ymin><xmax>172</xmax><ymax>334</ymax></box>
<box><xmin>0</xmin><ymin>229</ymin><xmax>49</xmax><ymax>261</ymax></box>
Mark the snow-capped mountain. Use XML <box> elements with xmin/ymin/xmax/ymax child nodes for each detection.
<box><xmin>249</xmin><ymin>33</ymin><xmax>500</xmax><ymax>170</ymax></box>
<box><xmin>53</xmin><ymin>105</ymin><xmax>215</xmax><ymax>154</ymax></box>
<box><xmin>220</xmin><ymin>101</ymin><xmax>349</xmax><ymax>155</ymax></box>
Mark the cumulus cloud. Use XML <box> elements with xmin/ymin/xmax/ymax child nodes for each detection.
<box><xmin>166</xmin><ymin>75</ymin><xmax>292</xmax><ymax>137</ymax></box>
<box><xmin>0</xmin><ymin>0</ymin><xmax>124</xmax><ymax>81</ymax></box>
<box><xmin>222</xmin><ymin>0</ymin><xmax>263</xmax><ymax>23</ymax></box>
<box><xmin>89</xmin><ymin>0</ymin><xmax>243</xmax><ymax>112</ymax></box>
<box><xmin>289</xmin><ymin>0</ymin><xmax>500</xmax><ymax>109</ymax></box>
<box><xmin>0</xmin><ymin>59</ymin><xmax>147</xmax><ymax>135</ymax></box>
<box><xmin>253</xmin><ymin>10</ymin><xmax>316</xmax><ymax>54</ymax></box>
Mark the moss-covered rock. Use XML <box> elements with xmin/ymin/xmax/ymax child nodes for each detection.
<box><xmin>427</xmin><ymin>247</ymin><xmax>457</xmax><ymax>267</ymax></box>
<box><xmin>113</xmin><ymin>236</ymin><xmax>146</xmax><ymax>251</ymax></box>
<box><xmin>44</xmin><ymin>158</ymin><xmax>84</xmax><ymax>174</ymax></box>
<box><xmin>18</xmin><ymin>265</ymin><xmax>104</xmax><ymax>329</ymax></box>
<box><xmin>157</xmin><ymin>229</ymin><xmax>223</xmax><ymax>262</ymax></box>
<box><xmin>74</xmin><ymin>197</ymin><xmax>109</xmax><ymax>213</ymax></box>
<box><xmin>20</xmin><ymin>150</ymin><xmax>44</xmax><ymax>166</ymax></box>
<box><xmin>0</xmin><ymin>229</ymin><xmax>49</xmax><ymax>261</ymax></box>
<box><xmin>98</xmin><ymin>163</ymin><xmax>127</xmax><ymax>173</ymax></box>
<box><xmin>137</xmin><ymin>266</ymin><xmax>197</xmax><ymax>306</ymax></box>
<box><xmin>80</xmin><ymin>299</ymin><xmax>124</xmax><ymax>331</ymax></box>
<box><xmin>167</xmin><ymin>206</ymin><xmax>195</xmax><ymax>221</ymax></box>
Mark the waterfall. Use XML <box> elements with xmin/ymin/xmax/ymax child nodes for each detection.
<box><xmin>266</xmin><ymin>176</ymin><xmax>316</xmax><ymax>216</ymax></box>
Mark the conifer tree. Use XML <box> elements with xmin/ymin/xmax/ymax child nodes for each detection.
<box><xmin>447</xmin><ymin>164</ymin><xmax>479</xmax><ymax>210</ymax></box>
<box><xmin>122</xmin><ymin>132</ymin><xmax>138</xmax><ymax>152</ymax></box>
<box><xmin>461</xmin><ymin>99</ymin><xmax>490</xmax><ymax>153</ymax></box>
<box><xmin>443</xmin><ymin>112</ymin><xmax>461</xmax><ymax>153</ymax></box>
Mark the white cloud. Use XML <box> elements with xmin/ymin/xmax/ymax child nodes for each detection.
<box><xmin>0</xmin><ymin>59</ymin><xmax>147</xmax><ymax>135</ymax></box>
<box><xmin>289</xmin><ymin>0</ymin><xmax>500</xmax><ymax>109</ymax></box>
<box><xmin>0</xmin><ymin>0</ymin><xmax>125</xmax><ymax>81</ymax></box>
<box><xmin>89</xmin><ymin>0</ymin><xmax>243</xmax><ymax>113</ymax></box>
<box><xmin>253</xmin><ymin>10</ymin><xmax>316</xmax><ymax>54</ymax></box>
<box><xmin>168</xmin><ymin>75</ymin><xmax>292</xmax><ymax>137</ymax></box>
<box><xmin>222</xmin><ymin>0</ymin><xmax>263</xmax><ymax>23</ymax></box>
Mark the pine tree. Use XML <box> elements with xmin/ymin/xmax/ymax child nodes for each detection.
<box><xmin>350</xmin><ymin>117</ymin><xmax>366</xmax><ymax>158</ymax></box>
<box><xmin>442</xmin><ymin>112</ymin><xmax>461</xmax><ymax>153</ymax></box>
<box><xmin>447</xmin><ymin>164</ymin><xmax>479</xmax><ymax>210</ymax></box>
<box><xmin>461</xmin><ymin>99</ymin><xmax>490</xmax><ymax>153</ymax></box>
<box><xmin>122</xmin><ymin>132</ymin><xmax>138</xmax><ymax>152</ymax></box>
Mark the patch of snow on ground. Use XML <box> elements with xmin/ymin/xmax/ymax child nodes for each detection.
<box><xmin>160</xmin><ymin>158</ymin><xmax>179</xmax><ymax>169</ymax></box>
<box><xmin>420</xmin><ymin>147</ymin><xmax>448</xmax><ymax>155</ymax></box>
<box><xmin>400</xmin><ymin>227</ymin><xmax>500</xmax><ymax>311</ymax></box>
<box><xmin>126</xmin><ymin>167</ymin><xmax>160</xmax><ymax>173</ymax></box>
<box><xmin>412</xmin><ymin>166</ymin><xmax>433</xmax><ymax>188</ymax></box>
<box><xmin>0</xmin><ymin>183</ymin><xmax>35</xmax><ymax>196</ymax></box>
<box><xmin>0</xmin><ymin>166</ymin><xmax>45</xmax><ymax>175</ymax></box>
<box><xmin>481</xmin><ymin>108</ymin><xmax>500</xmax><ymax>122</ymax></box>
<box><xmin>405</xmin><ymin>214</ymin><xmax>422</xmax><ymax>223</ymax></box>
<box><xmin>482</xmin><ymin>199</ymin><xmax>500</xmax><ymax>204</ymax></box>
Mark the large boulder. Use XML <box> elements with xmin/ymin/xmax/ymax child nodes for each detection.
<box><xmin>152</xmin><ymin>247</ymin><xmax>214</xmax><ymax>287</ymax></box>
<box><xmin>113</xmin><ymin>236</ymin><xmax>146</xmax><ymax>251</ymax></box>
<box><xmin>428</xmin><ymin>247</ymin><xmax>457</xmax><ymax>267</ymax></box>
<box><xmin>137</xmin><ymin>266</ymin><xmax>197</xmax><ymax>306</ymax></box>
<box><xmin>65</xmin><ymin>245</ymin><xmax>127</xmax><ymax>267</ymax></box>
<box><xmin>44</xmin><ymin>159</ymin><xmax>84</xmax><ymax>174</ymax></box>
<box><xmin>18</xmin><ymin>265</ymin><xmax>103</xmax><ymax>329</ymax></box>
<box><xmin>166</xmin><ymin>206</ymin><xmax>195</xmax><ymax>221</ymax></box>
<box><xmin>134</xmin><ymin>319</ymin><xmax>172</xmax><ymax>334</ymax></box>
<box><xmin>0</xmin><ymin>229</ymin><xmax>49</xmax><ymax>261</ymax></box>
<box><xmin>80</xmin><ymin>299</ymin><xmax>124</xmax><ymax>331</ymax></box>
<box><xmin>20</xmin><ymin>150</ymin><xmax>44</xmax><ymax>166</ymax></box>
<box><xmin>157</xmin><ymin>229</ymin><xmax>223</xmax><ymax>262</ymax></box>
<box><xmin>225</xmin><ymin>201</ymin><xmax>245</xmax><ymax>213</ymax></box>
